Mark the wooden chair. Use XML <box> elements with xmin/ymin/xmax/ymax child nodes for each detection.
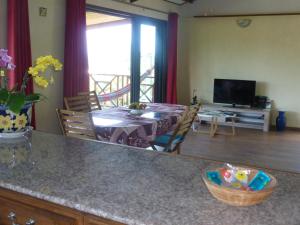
<box><xmin>64</xmin><ymin>91</ymin><xmax>101</xmax><ymax>112</ymax></box>
<box><xmin>56</xmin><ymin>109</ymin><xmax>97</xmax><ymax>140</ymax></box>
<box><xmin>78</xmin><ymin>91</ymin><xmax>102</xmax><ymax>111</ymax></box>
<box><xmin>64</xmin><ymin>95</ymin><xmax>90</xmax><ymax>112</ymax></box>
<box><xmin>150</xmin><ymin>104</ymin><xmax>201</xmax><ymax>154</ymax></box>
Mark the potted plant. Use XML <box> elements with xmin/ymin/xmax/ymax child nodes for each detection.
<box><xmin>0</xmin><ymin>49</ymin><xmax>62</xmax><ymax>136</ymax></box>
<box><xmin>128</xmin><ymin>102</ymin><xmax>147</xmax><ymax>115</ymax></box>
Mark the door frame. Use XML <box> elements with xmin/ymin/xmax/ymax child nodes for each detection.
<box><xmin>86</xmin><ymin>5</ymin><xmax>167</xmax><ymax>103</ymax></box>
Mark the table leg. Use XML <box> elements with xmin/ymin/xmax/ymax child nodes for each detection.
<box><xmin>210</xmin><ymin>117</ymin><xmax>218</xmax><ymax>137</ymax></box>
<box><xmin>209</xmin><ymin>118</ymin><xmax>214</xmax><ymax>137</ymax></box>
<box><xmin>232</xmin><ymin>118</ymin><xmax>236</xmax><ymax>136</ymax></box>
<box><xmin>214</xmin><ymin>117</ymin><xmax>218</xmax><ymax>136</ymax></box>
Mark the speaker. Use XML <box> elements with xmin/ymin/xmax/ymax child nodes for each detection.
<box><xmin>253</xmin><ymin>96</ymin><xmax>267</xmax><ymax>109</ymax></box>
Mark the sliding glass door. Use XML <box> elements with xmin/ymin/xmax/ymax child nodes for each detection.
<box><xmin>131</xmin><ymin>17</ymin><xmax>167</xmax><ymax>103</ymax></box>
<box><xmin>139</xmin><ymin>24</ymin><xmax>156</xmax><ymax>103</ymax></box>
<box><xmin>86</xmin><ymin>11</ymin><xmax>132</xmax><ymax>107</ymax></box>
<box><xmin>86</xmin><ymin>6</ymin><xmax>167</xmax><ymax>106</ymax></box>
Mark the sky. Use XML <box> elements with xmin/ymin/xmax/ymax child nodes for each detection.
<box><xmin>86</xmin><ymin>23</ymin><xmax>156</xmax><ymax>76</ymax></box>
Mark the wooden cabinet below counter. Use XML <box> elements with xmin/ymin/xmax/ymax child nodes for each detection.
<box><xmin>84</xmin><ymin>215</ymin><xmax>124</xmax><ymax>225</ymax></box>
<box><xmin>0</xmin><ymin>188</ymin><xmax>124</xmax><ymax>225</ymax></box>
<box><xmin>0</xmin><ymin>195</ymin><xmax>76</xmax><ymax>225</ymax></box>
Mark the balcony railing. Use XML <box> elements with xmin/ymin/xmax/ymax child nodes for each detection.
<box><xmin>89</xmin><ymin>72</ymin><xmax>154</xmax><ymax>107</ymax></box>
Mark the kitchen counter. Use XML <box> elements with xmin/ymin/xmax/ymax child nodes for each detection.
<box><xmin>0</xmin><ymin>131</ymin><xmax>299</xmax><ymax>225</ymax></box>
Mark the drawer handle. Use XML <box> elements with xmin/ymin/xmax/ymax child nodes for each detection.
<box><xmin>8</xmin><ymin>212</ymin><xmax>20</xmax><ymax>225</ymax></box>
<box><xmin>7</xmin><ymin>212</ymin><xmax>35</xmax><ymax>225</ymax></box>
<box><xmin>25</xmin><ymin>219</ymin><xmax>35</xmax><ymax>225</ymax></box>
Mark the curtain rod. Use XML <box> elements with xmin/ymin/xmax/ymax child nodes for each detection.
<box><xmin>194</xmin><ymin>12</ymin><xmax>300</xmax><ymax>18</ymax></box>
<box><xmin>110</xmin><ymin>0</ymin><xmax>169</xmax><ymax>15</ymax></box>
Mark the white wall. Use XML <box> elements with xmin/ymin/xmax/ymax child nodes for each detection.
<box><xmin>87</xmin><ymin>0</ymin><xmax>178</xmax><ymax>20</ymax></box>
<box><xmin>28</xmin><ymin>0</ymin><xmax>66</xmax><ymax>134</ymax></box>
<box><xmin>178</xmin><ymin>16</ymin><xmax>300</xmax><ymax>127</ymax></box>
<box><xmin>0</xmin><ymin>0</ymin><xmax>7</xmax><ymax>48</ymax></box>
<box><xmin>177</xmin><ymin>17</ymin><xmax>190</xmax><ymax>105</ymax></box>
<box><xmin>180</xmin><ymin>0</ymin><xmax>300</xmax><ymax>17</ymax></box>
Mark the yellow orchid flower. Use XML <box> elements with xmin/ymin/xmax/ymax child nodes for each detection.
<box><xmin>28</xmin><ymin>67</ymin><xmax>39</xmax><ymax>77</ymax></box>
<box><xmin>28</xmin><ymin>55</ymin><xmax>62</xmax><ymax>88</ymax></box>
<box><xmin>54</xmin><ymin>61</ymin><xmax>63</xmax><ymax>71</ymax></box>
<box><xmin>34</xmin><ymin>76</ymin><xmax>49</xmax><ymax>88</ymax></box>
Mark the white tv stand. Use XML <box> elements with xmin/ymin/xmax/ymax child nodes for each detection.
<box><xmin>201</xmin><ymin>104</ymin><xmax>271</xmax><ymax>132</ymax></box>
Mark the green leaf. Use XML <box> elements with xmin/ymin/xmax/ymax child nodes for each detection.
<box><xmin>0</xmin><ymin>89</ymin><xmax>9</xmax><ymax>104</ymax></box>
<box><xmin>7</xmin><ymin>93</ymin><xmax>26</xmax><ymax>114</ymax></box>
<box><xmin>25</xmin><ymin>93</ymin><xmax>41</xmax><ymax>102</ymax></box>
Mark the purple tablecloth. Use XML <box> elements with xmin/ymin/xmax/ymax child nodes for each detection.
<box><xmin>91</xmin><ymin>103</ymin><xmax>186</xmax><ymax>148</ymax></box>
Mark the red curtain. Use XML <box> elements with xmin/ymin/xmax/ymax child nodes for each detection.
<box><xmin>7</xmin><ymin>0</ymin><xmax>35</xmax><ymax>128</ymax></box>
<box><xmin>166</xmin><ymin>13</ymin><xmax>178</xmax><ymax>104</ymax></box>
<box><xmin>64</xmin><ymin>0</ymin><xmax>89</xmax><ymax>98</ymax></box>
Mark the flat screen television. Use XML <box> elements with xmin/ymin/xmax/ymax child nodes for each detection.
<box><xmin>213</xmin><ymin>79</ymin><xmax>256</xmax><ymax>106</ymax></box>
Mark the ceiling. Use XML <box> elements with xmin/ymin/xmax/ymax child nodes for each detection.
<box><xmin>129</xmin><ymin>0</ymin><xmax>193</xmax><ymax>5</ymax></box>
<box><xmin>86</xmin><ymin>12</ymin><xmax>126</xmax><ymax>26</ymax></box>
<box><xmin>113</xmin><ymin>0</ymin><xmax>300</xmax><ymax>17</ymax></box>
<box><xmin>88</xmin><ymin>0</ymin><xmax>300</xmax><ymax>18</ymax></box>
<box><xmin>163</xmin><ymin>0</ymin><xmax>194</xmax><ymax>5</ymax></box>
<box><xmin>180</xmin><ymin>0</ymin><xmax>300</xmax><ymax>17</ymax></box>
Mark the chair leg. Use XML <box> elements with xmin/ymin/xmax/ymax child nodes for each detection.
<box><xmin>192</xmin><ymin>117</ymin><xmax>200</xmax><ymax>132</ymax></box>
<box><xmin>176</xmin><ymin>145</ymin><xmax>181</xmax><ymax>155</ymax></box>
<box><xmin>167</xmin><ymin>145</ymin><xmax>180</xmax><ymax>155</ymax></box>
<box><xmin>150</xmin><ymin>144</ymin><xmax>158</xmax><ymax>151</ymax></box>
<box><xmin>170</xmin><ymin>150</ymin><xmax>179</xmax><ymax>155</ymax></box>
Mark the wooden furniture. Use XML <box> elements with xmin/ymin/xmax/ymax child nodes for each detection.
<box><xmin>201</xmin><ymin>104</ymin><xmax>271</xmax><ymax>132</ymax></box>
<box><xmin>78</xmin><ymin>91</ymin><xmax>102</xmax><ymax>111</ymax></box>
<box><xmin>64</xmin><ymin>95</ymin><xmax>90</xmax><ymax>113</ymax></box>
<box><xmin>64</xmin><ymin>91</ymin><xmax>101</xmax><ymax>112</ymax></box>
<box><xmin>56</xmin><ymin>109</ymin><xmax>97</xmax><ymax>140</ymax></box>
<box><xmin>150</xmin><ymin>104</ymin><xmax>200</xmax><ymax>154</ymax></box>
<box><xmin>0</xmin><ymin>187</ymin><xmax>123</xmax><ymax>225</ymax></box>
<box><xmin>197</xmin><ymin>111</ymin><xmax>236</xmax><ymax>137</ymax></box>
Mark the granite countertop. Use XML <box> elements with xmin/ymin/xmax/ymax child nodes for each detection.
<box><xmin>0</xmin><ymin>131</ymin><xmax>299</xmax><ymax>225</ymax></box>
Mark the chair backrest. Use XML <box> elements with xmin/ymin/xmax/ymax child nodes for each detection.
<box><xmin>166</xmin><ymin>104</ymin><xmax>201</xmax><ymax>152</ymax></box>
<box><xmin>64</xmin><ymin>95</ymin><xmax>90</xmax><ymax>112</ymax></box>
<box><xmin>56</xmin><ymin>109</ymin><xmax>97</xmax><ymax>140</ymax></box>
<box><xmin>78</xmin><ymin>91</ymin><xmax>102</xmax><ymax>111</ymax></box>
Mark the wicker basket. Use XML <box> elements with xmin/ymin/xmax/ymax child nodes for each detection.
<box><xmin>202</xmin><ymin>166</ymin><xmax>277</xmax><ymax>206</ymax></box>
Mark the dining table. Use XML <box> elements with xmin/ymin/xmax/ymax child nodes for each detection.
<box><xmin>91</xmin><ymin>103</ymin><xmax>187</xmax><ymax>148</ymax></box>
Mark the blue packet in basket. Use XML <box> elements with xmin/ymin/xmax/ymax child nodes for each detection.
<box><xmin>248</xmin><ymin>170</ymin><xmax>271</xmax><ymax>191</ymax></box>
<box><xmin>207</xmin><ymin>171</ymin><xmax>222</xmax><ymax>185</ymax></box>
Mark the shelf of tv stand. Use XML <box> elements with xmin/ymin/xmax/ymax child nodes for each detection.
<box><xmin>201</xmin><ymin>104</ymin><xmax>271</xmax><ymax>132</ymax></box>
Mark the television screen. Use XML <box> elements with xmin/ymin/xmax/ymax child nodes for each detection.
<box><xmin>213</xmin><ymin>79</ymin><xmax>256</xmax><ymax>106</ymax></box>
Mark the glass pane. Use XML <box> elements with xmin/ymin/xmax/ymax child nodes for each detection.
<box><xmin>86</xmin><ymin>12</ymin><xmax>132</xmax><ymax>107</ymax></box>
<box><xmin>140</xmin><ymin>24</ymin><xmax>156</xmax><ymax>103</ymax></box>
